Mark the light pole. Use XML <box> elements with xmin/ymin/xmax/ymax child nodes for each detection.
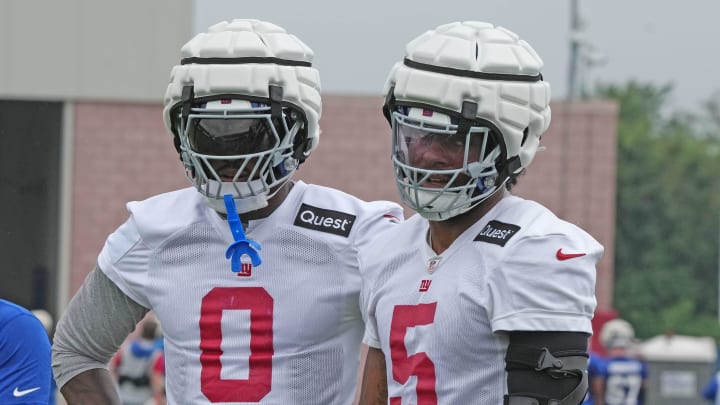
<box><xmin>567</xmin><ymin>0</ymin><xmax>580</xmax><ymax>101</ymax></box>
<box><xmin>567</xmin><ymin>0</ymin><xmax>606</xmax><ymax>101</ymax></box>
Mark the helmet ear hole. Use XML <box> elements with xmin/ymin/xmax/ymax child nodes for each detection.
<box><xmin>520</xmin><ymin>127</ymin><xmax>529</xmax><ymax>147</ymax></box>
<box><xmin>281</xmin><ymin>109</ymin><xmax>311</xmax><ymax>163</ymax></box>
<box><xmin>292</xmin><ymin>135</ymin><xmax>311</xmax><ymax>163</ymax></box>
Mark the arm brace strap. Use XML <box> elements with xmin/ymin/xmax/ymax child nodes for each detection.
<box><xmin>504</xmin><ymin>336</ymin><xmax>589</xmax><ymax>405</ymax></box>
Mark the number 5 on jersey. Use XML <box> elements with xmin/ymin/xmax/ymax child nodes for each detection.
<box><xmin>389</xmin><ymin>302</ymin><xmax>438</xmax><ymax>405</ymax></box>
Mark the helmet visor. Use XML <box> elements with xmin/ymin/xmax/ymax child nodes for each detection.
<box><xmin>188</xmin><ymin>117</ymin><xmax>277</xmax><ymax>156</ymax></box>
<box><xmin>394</xmin><ymin>117</ymin><xmax>490</xmax><ymax>171</ymax></box>
<box><xmin>396</xmin><ymin>124</ymin><xmax>482</xmax><ymax>169</ymax></box>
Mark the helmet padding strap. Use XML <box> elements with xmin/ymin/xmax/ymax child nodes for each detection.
<box><xmin>181</xmin><ymin>85</ymin><xmax>195</xmax><ymax>129</ymax></box>
<box><xmin>457</xmin><ymin>100</ymin><xmax>478</xmax><ymax>137</ymax></box>
<box><xmin>175</xmin><ymin>85</ymin><xmax>195</xmax><ymax>154</ymax></box>
<box><xmin>382</xmin><ymin>86</ymin><xmax>396</xmax><ymax>125</ymax></box>
<box><xmin>268</xmin><ymin>84</ymin><xmax>283</xmax><ymax>121</ymax></box>
<box><xmin>403</xmin><ymin>57</ymin><xmax>543</xmax><ymax>82</ymax></box>
<box><xmin>497</xmin><ymin>155</ymin><xmax>521</xmax><ymax>185</ymax></box>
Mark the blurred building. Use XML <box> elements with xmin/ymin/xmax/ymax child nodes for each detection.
<box><xmin>0</xmin><ymin>1</ymin><xmax>618</xmax><ymax>338</ymax></box>
<box><xmin>639</xmin><ymin>334</ymin><xmax>717</xmax><ymax>405</ymax></box>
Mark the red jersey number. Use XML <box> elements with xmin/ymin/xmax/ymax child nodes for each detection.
<box><xmin>389</xmin><ymin>302</ymin><xmax>438</xmax><ymax>405</ymax></box>
<box><xmin>199</xmin><ymin>287</ymin><xmax>274</xmax><ymax>402</ymax></box>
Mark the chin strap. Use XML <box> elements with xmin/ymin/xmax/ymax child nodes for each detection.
<box><xmin>223</xmin><ymin>195</ymin><xmax>262</xmax><ymax>272</ymax></box>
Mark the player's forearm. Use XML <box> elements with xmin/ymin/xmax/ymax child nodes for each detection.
<box><xmin>60</xmin><ymin>368</ymin><xmax>121</xmax><ymax>405</ymax></box>
<box><xmin>359</xmin><ymin>376</ymin><xmax>388</xmax><ymax>405</ymax></box>
<box><xmin>591</xmin><ymin>377</ymin><xmax>605</xmax><ymax>405</ymax></box>
<box><xmin>358</xmin><ymin>347</ymin><xmax>389</xmax><ymax>405</ymax></box>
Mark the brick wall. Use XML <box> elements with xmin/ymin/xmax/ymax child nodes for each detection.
<box><xmin>70</xmin><ymin>103</ymin><xmax>186</xmax><ymax>291</ymax></box>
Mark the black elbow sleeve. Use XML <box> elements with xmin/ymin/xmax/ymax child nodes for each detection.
<box><xmin>504</xmin><ymin>331</ymin><xmax>589</xmax><ymax>405</ymax></box>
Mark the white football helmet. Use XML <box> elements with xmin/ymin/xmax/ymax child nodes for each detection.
<box><xmin>383</xmin><ymin>21</ymin><xmax>551</xmax><ymax>220</ymax></box>
<box><xmin>600</xmin><ymin>318</ymin><xmax>636</xmax><ymax>349</ymax></box>
<box><xmin>163</xmin><ymin>19</ymin><xmax>321</xmax><ymax>214</ymax></box>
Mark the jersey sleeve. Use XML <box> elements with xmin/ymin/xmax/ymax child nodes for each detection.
<box><xmin>153</xmin><ymin>353</ymin><xmax>165</xmax><ymax>375</ymax></box>
<box><xmin>52</xmin><ymin>268</ymin><xmax>149</xmax><ymax>388</ymax></box>
<box><xmin>355</xmin><ymin>202</ymin><xmax>403</xmax><ymax>350</ymax></box>
<box><xmin>351</xmin><ymin>201</ymin><xmax>403</xmax><ymax>254</ymax></box>
<box><xmin>360</xmin><ymin>282</ymin><xmax>381</xmax><ymax>348</ymax></box>
<box><xmin>587</xmin><ymin>354</ymin><xmax>605</xmax><ymax>378</ymax></box>
<box><xmin>597</xmin><ymin>358</ymin><xmax>610</xmax><ymax>378</ymax></box>
<box><xmin>641</xmin><ymin>361</ymin><xmax>649</xmax><ymax>379</ymax></box>
<box><xmin>98</xmin><ymin>215</ymin><xmax>153</xmax><ymax>308</ymax></box>
<box><xmin>488</xmin><ymin>232</ymin><xmax>601</xmax><ymax>333</ymax></box>
<box><xmin>0</xmin><ymin>313</ymin><xmax>51</xmax><ymax>405</ymax></box>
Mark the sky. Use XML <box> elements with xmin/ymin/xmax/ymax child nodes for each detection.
<box><xmin>194</xmin><ymin>0</ymin><xmax>720</xmax><ymax>111</ymax></box>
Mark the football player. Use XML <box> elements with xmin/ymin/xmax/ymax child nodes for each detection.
<box><xmin>359</xmin><ymin>21</ymin><xmax>603</xmax><ymax>404</ymax></box>
<box><xmin>591</xmin><ymin>319</ymin><xmax>648</xmax><ymax>405</ymax></box>
<box><xmin>52</xmin><ymin>19</ymin><xmax>402</xmax><ymax>404</ymax></box>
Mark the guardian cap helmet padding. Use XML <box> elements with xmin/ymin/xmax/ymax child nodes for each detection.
<box><xmin>383</xmin><ymin>21</ymin><xmax>551</xmax><ymax>220</ymax></box>
<box><xmin>163</xmin><ymin>19</ymin><xmax>322</xmax><ymax>213</ymax></box>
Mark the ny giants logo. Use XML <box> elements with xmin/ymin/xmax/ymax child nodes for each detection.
<box><xmin>419</xmin><ymin>279</ymin><xmax>432</xmax><ymax>292</ymax></box>
<box><xmin>237</xmin><ymin>262</ymin><xmax>252</xmax><ymax>277</ymax></box>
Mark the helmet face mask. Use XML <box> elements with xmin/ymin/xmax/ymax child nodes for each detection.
<box><xmin>391</xmin><ymin>107</ymin><xmax>503</xmax><ymax>221</ymax></box>
<box><xmin>174</xmin><ymin>98</ymin><xmax>305</xmax><ymax>214</ymax></box>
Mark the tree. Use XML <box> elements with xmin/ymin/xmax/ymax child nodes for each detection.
<box><xmin>594</xmin><ymin>81</ymin><xmax>720</xmax><ymax>339</ymax></box>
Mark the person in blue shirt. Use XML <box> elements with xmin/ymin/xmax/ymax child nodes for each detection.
<box><xmin>583</xmin><ymin>352</ymin><xmax>606</xmax><ymax>405</ymax></box>
<box><xmin>593</xmin><ymin>319</ymin><xmax>648</xmax><ymax>405</ymax></box>
<box><xmin>703</xmin><ymin>370</ymin><xmax>720</xmax><ymax>404</ymax></box>
<box><xmin>31</xmin><ymin>309</ymin><xmax>57</xmax><ymax>405</ymax></box>
<box><xmin>0</xmin><ymin>299</ymin><xmax>52</xmax><ymax>404</ymax></box>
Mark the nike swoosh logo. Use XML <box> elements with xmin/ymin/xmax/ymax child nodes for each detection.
<box><xmin>556</xmin><ymin>248</ymin><xmax>586</xmax><ymax>261</ymax></box>
<box><xmin>13</xmin><ymin>386</ymin><xmax>41</xmax><ymax>397</ymax></box>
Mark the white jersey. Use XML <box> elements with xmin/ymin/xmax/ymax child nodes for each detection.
<box><xmin>360</xmin><ymin>194</ymin><xmax>602</xmax><ymax>405</ymax></box>
<box><xmin>98</xmin><ymin>181</ymin><xmax>403</xmax><ymax>405</ymax></box>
